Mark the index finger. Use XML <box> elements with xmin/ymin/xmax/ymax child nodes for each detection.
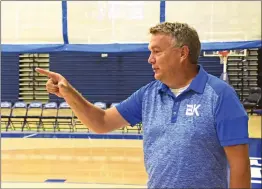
<box><xmin>35</xmin><ymin>68</ymin><xmax>57</xmax><ymax>79</ymax></box>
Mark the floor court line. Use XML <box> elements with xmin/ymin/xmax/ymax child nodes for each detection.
<box><xmin>23</xmin><ymin>133</ymin><xmax>38</xmax><ymax>138</ymax></box>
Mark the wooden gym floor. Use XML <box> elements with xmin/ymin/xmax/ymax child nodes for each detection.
<box><xmin>1</xmin><ymin>115</ymin><xmax>261</xmax><ymax>188</ymax></box>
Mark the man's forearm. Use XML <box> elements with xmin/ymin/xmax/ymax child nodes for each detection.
<box><xmin>229</xmin><ymin>167</ymin><xmax>251</xmax><ymax>188</ymax></box>
<box><xmin>63</xmin><ymin>84</ymin><xmax>108</xmax><ymax>133</ymax></box>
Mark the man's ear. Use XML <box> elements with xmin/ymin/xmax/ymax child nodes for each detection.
<box><xmin>180</xmin><ymin>46</ymin><xmax>190</xmax><ymax>61</ymax></box>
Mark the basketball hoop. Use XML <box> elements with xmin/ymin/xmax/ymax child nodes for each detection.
<box><xmin>218</xmin><ymin>50</ymin><xmax>230</xmax><ymax>65</ymax></box>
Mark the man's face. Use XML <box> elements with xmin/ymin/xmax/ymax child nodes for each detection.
<box><xmin>148</xmin><ymin>33</ymin><xmax>183</xmax><ymax>82</ymax></box>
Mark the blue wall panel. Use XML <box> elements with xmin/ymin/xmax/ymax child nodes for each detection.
<box><xmin>49</xmin><ymin>52</ymin><xmax>153</xmax><ymax>104</ymax></box>
<box><xmin>199</xmin><ymin>55</ymin><xmax>223</xmax><ymax>77</ymax></box>
<box><xmin>1</xmin><ymin>53</ymin><xmax>20</xmax><ymax>102</ymax></box>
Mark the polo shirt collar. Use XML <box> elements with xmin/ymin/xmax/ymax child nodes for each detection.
<box><xmin>158</xmin><ymin>65</ymin><xmax>208</xmax><ymax>94</ymax></box>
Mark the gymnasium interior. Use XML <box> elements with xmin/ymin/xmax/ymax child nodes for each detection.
<box><xmin>1</xmin><ymin>1</ymin><xmax>261</xmax><ymax>188</ymax></box>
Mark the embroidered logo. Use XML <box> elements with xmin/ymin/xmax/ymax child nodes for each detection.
<box><xmin>186</xmin><ymin>104</ymin><xmax>201</xmax><ymax>116</ymax></box>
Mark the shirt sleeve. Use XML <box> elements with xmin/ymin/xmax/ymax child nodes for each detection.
<box><xmin>115</xmin><ymin>85</ymin><xmax>147</xmax><ymax>126</ymax></box>
<box><xmin>215</xmin><ymin>86</ymin><xmax>249</xmax><ymax>147</ymax></box>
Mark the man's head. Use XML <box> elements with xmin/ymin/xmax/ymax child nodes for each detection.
<box><xmin>148</xmin><ymin>22</ymin><xmax>201</xmax><ymax>83</ymax></box>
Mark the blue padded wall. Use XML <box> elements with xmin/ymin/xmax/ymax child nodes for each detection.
<box><xmin>1</xmin><ymin>53</ymin><xmax>20</xmax><ymax>102</ymax></box>
<box><xmin>49</xmin><ymin>52</ymin><xmax>153</xmax><ymax>104</ymax></box>
<box><xmin>199</xmin><ymin>55</ymin><xmax>223</xmax><ymax>77</ymax></box>
<box><xmin>116</xmin><ymin>52</ymin><xmax>154</xmax><ymax>97</ymax></box>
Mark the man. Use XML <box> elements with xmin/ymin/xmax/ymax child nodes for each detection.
<box><xmin>36</xmin><ymin>22</ymin><xmax>251</xmax><ymax>188</ymax></box>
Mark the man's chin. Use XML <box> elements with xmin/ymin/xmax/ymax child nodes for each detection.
<box><xmin>154</xmin><ymin>73</ymin><xmax>161</xmax><ymax>80</ymax></box>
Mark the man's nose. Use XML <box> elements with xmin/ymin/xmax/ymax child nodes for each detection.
<box><xmin>148</xmin><ymin>53</ymin><xmax>155</xmax><ymax>64</ymax></box>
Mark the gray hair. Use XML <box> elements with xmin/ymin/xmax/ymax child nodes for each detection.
<box><xmin>149</xmin><ymin>22</ymin><xmax>201</xmax><ymax>64</ymax></box>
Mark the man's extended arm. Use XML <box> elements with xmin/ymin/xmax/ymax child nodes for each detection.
<box><xmin>36</xmin><ymin>68</ymin><xmax>128</xmax><ymax>133</ymax></box>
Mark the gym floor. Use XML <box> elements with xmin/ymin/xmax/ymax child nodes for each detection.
<box><xmin>1</xmin><ymin>115</ymin><xmax>261</xmax><ymax>188</ymax></box>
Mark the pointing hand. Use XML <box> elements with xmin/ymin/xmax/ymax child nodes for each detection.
<box><xmin>35</xmin><ymin>68</ymin><xmax>71</xmax><ymax>98</ymax></box>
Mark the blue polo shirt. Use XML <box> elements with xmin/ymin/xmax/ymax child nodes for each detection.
<box><xmin>116</xmin><ymin>65</ymin><xmax>249</xmax><ymax>188</ymax></box>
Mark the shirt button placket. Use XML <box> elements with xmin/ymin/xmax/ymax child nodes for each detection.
<box><xmin>171</xmin><ymin>100</ymin><xmax>178</xmax><ymax>123</ymax></box>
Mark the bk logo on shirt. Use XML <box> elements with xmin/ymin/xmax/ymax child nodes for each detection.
<box><xmin>186</xmin><ymin>104</ymin><xmax>201</xmax><ymax>116</ymax></box>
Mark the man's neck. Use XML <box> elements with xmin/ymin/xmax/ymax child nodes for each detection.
<box><xmin>166</xmin><ymin>64</ymin><xmax>198</xmax><ymax>89</ymax></box>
